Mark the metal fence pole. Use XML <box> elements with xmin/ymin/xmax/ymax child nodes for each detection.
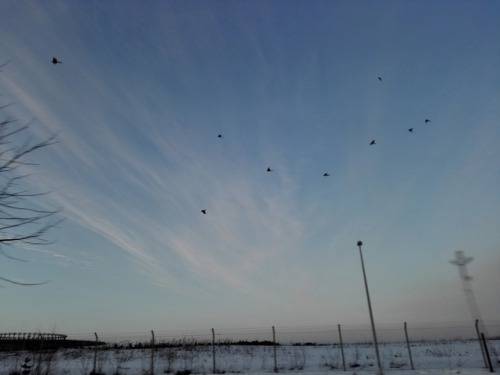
<box><xmin>212</xmin><ymin>328</ymin><xmax>216</xmax><ymax>374</ymax></box>
<box><xmin>150</xmin><ymin>330</ymin><xmax>155</xmax><ymax>375</ymax></box>
<box><xmin>481</xmin><ymin>333</ymin><xmax>494</xmax><ymax>372</ymax></box>
<box><xmin>93</xmin><ymin>333</ymin><xmax>98</xmax><ymax>374</ymax></box>
<box><xmin>272</xmin><ymin>326</ymin><xmax>278</xmax><ymax>372</ymax></box>
<box><xmin>338</xmin><ymin>324</ymin><xmax>346</xmax><ymax>371</ymax></box>
<box><xmin>476</xmin><ymin>319</ymin><xmax>488</xmax><ymax>367</ymax></box>
<box><xmin>404</xmin><ymin>322</ymin><xmax>414</xmax><ymax>370</ymax></box>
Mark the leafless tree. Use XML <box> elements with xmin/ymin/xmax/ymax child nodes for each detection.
<box><xmin>1</xmin><ymin>65</ymin><xmax>61</xmax><ymax>286</ymax></box>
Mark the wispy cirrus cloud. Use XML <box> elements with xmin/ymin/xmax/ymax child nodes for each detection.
<box><xmin>7</xmin><ymin>70</ymin><xmax>309</xmax><ymax>297</ymax></box>
<box><xmin>2</xmin><ymin>1</ymin><xmax>499</xmax><ymax>333</ymax></box>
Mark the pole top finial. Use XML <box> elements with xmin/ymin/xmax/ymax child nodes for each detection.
<box><xmin>357</xmin><ymin>241</ymin><xmax>363</xmax><ymax>246</ymax></box>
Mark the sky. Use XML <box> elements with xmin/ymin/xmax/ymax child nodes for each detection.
<box><xmin>0</xmin><ymin>1</ymin><xmax>499</xmax><ymax>339</ymax></box>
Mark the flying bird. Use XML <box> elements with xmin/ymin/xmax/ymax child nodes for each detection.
<box><xmin>370</xmin><ymin>140</ymin><xmax>376</xmax><ymax>145</ymax></box>
<box><xmin>378</xmin><ymin>77</ymin><xmax>382</xmax><ymax>81</ymax></box>
<box><xmin>201</xmin><ymin>209</ymin><xmax>207</xmax><ymax>214</ymax></box>
<box><xmin>51</xmin><ymin>57</ymin><xmax>62</xmax><ymax>64</ymax></box>
<box><xmin>425</xmin><ymin>119</ymin><xmax>431</xmax><ymax>123</ymax></box>
<box><xmin>408</xmin><ymin>128</ymin><xmax>414</xmax><ymax>132</ymax></box>
<box><xmin>323</xmin><ymin>173</ymin><xmax>330</xmax><ymax>177</ymax></box>
<box><xmin>266</xmin><ymin>167</ymin><xmax>273</xmax><ymax>172</ymax></box>
<box><xmin>217</xmin><ymin>134</ymin><xmax>223</xmax><ymax>138</ymax></box>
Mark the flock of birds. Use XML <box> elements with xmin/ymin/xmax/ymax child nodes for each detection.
<box><xmin>51</xmin><ymin>57</ymin><xmax>433</xmax><ymax>216</ymax></box>
<box><xmin>210</xmin><ymin>120</ymin><xmax>432</xmax><ymax>215</ymax></box>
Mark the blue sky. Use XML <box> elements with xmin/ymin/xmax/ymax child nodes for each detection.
<box><xmin>0</xmin><ymin>1</ymin><xmax>499</xmax><ymax>337</ymax></box>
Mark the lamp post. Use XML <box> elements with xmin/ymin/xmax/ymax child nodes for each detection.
<box><xmin>356</xmin><ymin>240</ymin><xmax>383</xmax><ymax>374</ymax></box>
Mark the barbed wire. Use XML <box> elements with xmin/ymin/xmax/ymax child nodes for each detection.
<box><xmin>60</xmin><ymin>320</ymin><xmax>500</xmax><ymax>344</ymax></box>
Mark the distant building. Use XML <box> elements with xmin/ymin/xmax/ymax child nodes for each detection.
<box><xmin>0</xmin><ymin>332</ymin><xmax>103</xmax><ymax>351</ymax></box>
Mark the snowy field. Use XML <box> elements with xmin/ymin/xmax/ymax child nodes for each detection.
<box><xmin>1</xmin><ymin>339</ymin><xmax>498</xmax><ymax>375</ymax></box>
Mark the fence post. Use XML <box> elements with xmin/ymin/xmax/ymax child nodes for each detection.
<box><xmin>93</xmin><ymin>333</ymin><xmax>98</xmax><ymax>374</ymax></box>
<box><xmin>272</xmin><ymin>326</ymin><xmax>278</xmax><ymax>372</ymax></box>
<box><xmin>404</xmin><ymin>322</ymin><xmax>414</xmax><ymax>370</ymax></box>
<box><xmin>338</xmin><ymin>324</ymin><xmax>346</xmax><ymax>371</ymax></box>
<box><xmin>150</xmin><ymin>330</ymin><xmax>155</xmax><ymax>375</ymax></box>
<box><xmin>212</xmin><ymin>328</ymin><xmax>216</xmax><ymax>374</ymax></box>
<box><xmin>481</xmin><ymin>333</ymin><xmax>494</xmax><ymax>372</ymax></box>
<box><xmin>476</xmin><ymin>319</ymin><xmax>488</xmax><ymax>368</ymax></box>
<box><xmin>37</xmin><ymin>333</ymin><xmax>44</xmax><ymax>374</ymax></box>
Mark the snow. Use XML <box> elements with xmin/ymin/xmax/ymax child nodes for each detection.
<box><xmin>0</xmin><ymin>339</ymin><xmax>498</xmax><ymax>375</ymax></box>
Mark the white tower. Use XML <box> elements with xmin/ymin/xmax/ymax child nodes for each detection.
<box><xmin>449</xmin><ymin>251</ymin><xmax>485</xmax><ymax>334</ymax></box>
<box><xmin>450</xmin><ymin>250</ymin><xmax>498</xmax><ymax>363</ymax></box>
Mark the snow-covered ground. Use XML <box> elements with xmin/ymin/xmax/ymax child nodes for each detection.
<box><xmin>1</xmin><ymin>339</ymin><xmax>498</xmax><ymax>375</ymax></box>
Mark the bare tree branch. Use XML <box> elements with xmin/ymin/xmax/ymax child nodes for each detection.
<box><xmin>0</xmin><ymin>276</ymin><xmax>49</xmax><ymax>286</ymax></box>
<box><xmin>1</xmin><ymin>64</ymin><xmax>61</xmax><ymax>286</ymax></box>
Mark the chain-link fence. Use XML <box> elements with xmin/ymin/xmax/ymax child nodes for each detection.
<box><xmin>1</xmin><ymin>321</ymin><xmax>499</xmax><ymax>374</ymax></box>
<box><xmin>65</xmin><ymin>320</ymin><xmax>500</xmax><ymax>345</ymax></box>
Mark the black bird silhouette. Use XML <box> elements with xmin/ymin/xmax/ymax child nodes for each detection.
<box><xmin>408</xmin><ymin>128</ymin><xmax>414</xmax><ymax>132</ymax></box>
<box><xmin>370</xmin><ymin>140</ymin><xmax>376</xmax><ymax>145</ymax></box>
<box><xmin>266</xmin><ymin>167</ymin><xmax>273</xmax><ymax>172</ymax></box>
<box><xmin>323</xmin><ymin>173</ymin><xmax>330</xmax><ymax>177</ymax></box>
<box><xmin>378</xmin><ymin>77</ymin><xmax>382</xmax><ymax>81</ymax></box>
<box><xmin>201</xmin><ymin>209</ymin><xmax>207</xmax><ymax>214</ymax></box>
<box><xmin>425</xmin><ymin>119</ymin><xmax>431</xmax><ymax>123</ymax></box>
<box><xmin>217</xmin><ymin>134</ymin><xmax>223</xmax><ymax>138</ymax></box>
<box><xmin>51</xmin><ymin>57</ymin><xmax>62</xmax><ymax>64</ymax></box>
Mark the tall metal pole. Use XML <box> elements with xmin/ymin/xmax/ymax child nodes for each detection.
<box><xmin>356</xmin><ymin>241</ymin><xmax>383</xmax><ymax>375</ymax></box>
